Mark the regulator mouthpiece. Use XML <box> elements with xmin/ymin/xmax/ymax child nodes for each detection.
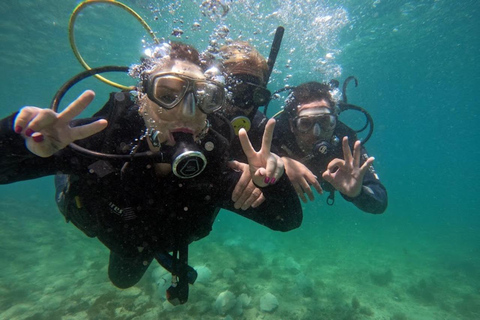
<box><xmin>171</xmin><ymin>132</ymin><xmax>207</xmax><ymax>179</ymax></box>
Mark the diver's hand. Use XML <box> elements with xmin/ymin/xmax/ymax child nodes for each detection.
<box><xmin>283</xmin><ymin>157</ymin><xmax>323</xmax><ymax>203</ymax></box>
<box><xmin>322</xmin><ymin>137</ymin><xmax>374</xmax><ymax>198</ymax></box>
<box><xmin>13</xmin><ymin>90</ymin><xmax>108</xmax><ymax>158</ymax></box>
<box><xmin>228</xmin><ymin>160</ymin><xmax>265</xmax><ymax>210</ymax></box>
<box><xmin>239</xmin><ymin>118</ymin><xmax>284</xmax><ymax>188</ymax></box>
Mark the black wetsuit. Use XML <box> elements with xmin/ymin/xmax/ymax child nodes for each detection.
<box><xmin>0</xmin><ymin>92</ymin><xmax>302</xmax><ymax>290</ymax></box>
<box><xmin>212</xmin><ymin>109</ymin><xmax>268</xmax><ymax>163</ymax></box>
<box><xmin>273</xmin><ymin>113</ymin><xmax>387</xmax><ymax>214</ymax></box>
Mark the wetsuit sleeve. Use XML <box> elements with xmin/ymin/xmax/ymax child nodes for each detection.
<box><xmin>219</xmin><ymin>170</ymin><xmax>303</xmax><ymax>231</ymax></box>
<box><xmin>341</xmin><ymin>146</ymin><xmax>388</xmax><ymax>214</ymax></box>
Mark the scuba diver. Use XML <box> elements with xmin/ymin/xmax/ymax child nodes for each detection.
<box><xmin>0</xmin><ymin>42</ymin><xmax>302</xmax><ymax>305</ymax></box>
<box><xmin>218</xmin><ymin>40</ymin><xmax>273</xmax><ymax>161</ymax></box>
<box><xmin>211</xmin><ymin>41</ymin><xmax>275</xmax><ymax>209</ymax></box>
<box><xmin>273</xmin><ymin>81</ymin><xmax>387</xmax><ymax>214</ymax></box>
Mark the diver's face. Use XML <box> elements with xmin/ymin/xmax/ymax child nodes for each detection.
<box><xmin>140</xmin><ymin>60</ymin><xmax>207</xmax><ymax>147</ymax></box>
<box><xmin>290</xmin><ymin>99</ymin><xmax>337</xmax><ymax>153</ymax></box>
<box><xmin>224</xmin><ymin>73</ymin><xmax>266</xmax><ymax>117</ymax></box>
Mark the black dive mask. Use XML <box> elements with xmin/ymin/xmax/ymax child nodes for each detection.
<box><xmin>150</xmin><ymin>131</ymin><xmax>207</xmax><ymax>179</ymax></box>
<box><xmin>226</xmin><ymin>76</ymin><xmax>271</xmax><ymax>109</ymax></box>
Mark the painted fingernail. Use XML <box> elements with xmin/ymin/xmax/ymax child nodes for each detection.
<box><xmin>33</xmin><ymin>134</ymin><xmax>44</xmax><ymax>143</ymax></box>
<box><xmin>270</xmin><ymin>178</ymin><xmax>276</xmax><ymax>184</ymax></box>
<box><xmin>14</xmin><ymin>126</ymin><xmax>23</xmax><ymax>133</ymax></box>
<box><xmin>25</xmin><ymin>128</ymin><xmax>34</xmax><ymax>137</ymax></box>
<box><xmin>264</xmin><ymin>177</ymin><xmax>271</xmax><ymax>184</ymax></box>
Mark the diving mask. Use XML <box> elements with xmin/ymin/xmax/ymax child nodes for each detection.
<box><xmin>226</xmin><ymin>75</ymin><xmax>271</xmax><ymax>108</ymax></box>
<box><xmin>295</xmin><ymin>114</ymin><xmax>336</xmax><ymax>133</ymax></box>
<box><xmin>144</xmin><ymin>72</ymin><xmax>225</xmax><ymax>114</ymax></box>
<box><xmin>294</xmin><ymin>107</ymin><xmax>336</xmax><ymax>134</ymax></box>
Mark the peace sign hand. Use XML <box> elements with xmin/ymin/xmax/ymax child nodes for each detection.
<box><xmin>13</xmin><ymin>90</ymin><xmax>108</xmax><ymax>158</ymax></box>
<box><xmin>238</xmin><ymin>118</ymin><xmax>284</xmax><ymax>188</ymax></box>
<box><xmin>322</xmin><ymin>136</ymin><xmax>374</xmax><ymax>197</ymax></box>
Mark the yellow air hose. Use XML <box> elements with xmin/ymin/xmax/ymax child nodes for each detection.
<box><xmin>69</xmin><ymin>0</ymin><xmax>160</xmax><ymax>90</ymax></box>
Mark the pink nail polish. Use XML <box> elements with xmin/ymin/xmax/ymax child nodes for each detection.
<box><xmin>270</xmin><ymin>178</ymin><xmax>276</xmax><ymax>184</ymax></box>
<box><xmin>264</xmin><ymin>177</ymin><xmax>270</xmax><ymax>184</ymax></box>
<box><xmin>14</xmin><ymin>126</ymin><xmax>23</xmax><ymax>134</ymax></box>
<box><xmin>25</xmin><ymin>128</ymin><xmax>34</xmax><ymax>137</ymax></box>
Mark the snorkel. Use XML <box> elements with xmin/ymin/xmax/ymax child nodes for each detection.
<box><xmin>262</xmin><ymin>26</ymin><xmax>284</xmax><ymax>116</ymax></box>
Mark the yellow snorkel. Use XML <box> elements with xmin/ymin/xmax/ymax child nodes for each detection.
<box><xmin>69</xmin><ymin>0</ymin><xmax>160</xmax><ymax>90</ymax></box>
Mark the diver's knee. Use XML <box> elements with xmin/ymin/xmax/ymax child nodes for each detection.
<box><xmin>108</xmin><ymin>251</ymin><xmax>153</xmax><ymax>288</ymax></box>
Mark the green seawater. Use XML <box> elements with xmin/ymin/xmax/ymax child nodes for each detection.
<box><xmin>0</xmin><ymin>1</ymin><xmax>478</xmax><ymax>319</ymax></box>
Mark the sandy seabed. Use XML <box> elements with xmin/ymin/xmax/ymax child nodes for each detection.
<box><xmin>1</xmin><ymin>198</ymin><xmax>479</xmax><ymax>320</ymax></box>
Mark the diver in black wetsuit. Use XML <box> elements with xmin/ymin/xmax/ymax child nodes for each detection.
<box><xmin>273</xmin><ymin>81</ymin><xmax>387</xmax><ymax>214</ymax></box>
<box><xmin>218</xmin><ymin>41</ymin><xmax>272</xmax><ymax>162</ymax></box>
<box><xmin>0</xmin><ymin>42</ymin><xmax>302</xmax><ymax>305</ymax></box>
<box><xmin>208</xmin><ymin>41</ymin><xmax>275</xmax><ymax>210</ymax></box>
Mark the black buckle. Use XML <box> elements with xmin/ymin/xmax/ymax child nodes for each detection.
<box><xmin>154</xmin><ymin>249</ymin><xmax>197</xmax><ymax>305</ymax></box>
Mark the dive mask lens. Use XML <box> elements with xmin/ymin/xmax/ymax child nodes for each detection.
<box><xmin>195</xmin><ymin>81</ymin><xmax>225</xmax><ymax>114</ymax></box>
<box><xmin>295</xmin><ymin>117</ymin><xmax>315</xmax><ymax>133</ymax></box>
<box><xmin>295</xmin><ymin>115</ymin><xmax>337</xmax><ymax>133</ymax></box>
<box><xmin>147</xmin><ymin>73</ymin><xmax>223</xmax><ymax>114</ymax></box>
<box><xmin>252</xmin><ymin>86</ymin><xmax>271</xmax><ymax>107</ymax></box>
<box><xmin>226</xmin><ymin>81</ymin><xmax>249</xmax><ymax>108</ymax></box>
<box><xmin>227</xmin><ymin>77</ymin><xmax>270</xmax><ymax>108</ymax></box>
<box><xmin>149</xmin><ymin>74</ymin><xmax>189</xmax><ymax>109</ymax></box>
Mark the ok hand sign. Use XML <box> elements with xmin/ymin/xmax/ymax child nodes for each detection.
<box><xmin>322</xmin><ymin>136</ymin><xmax>374</xmax><ymax>197</ymax></box>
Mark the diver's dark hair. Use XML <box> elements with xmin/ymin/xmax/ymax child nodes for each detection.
<box><xmin>284</xmin><ymin>82</ymin><xmax>335</xmax><ymax>117</ymax></box>
<box><xmin>130</xmin><ymin>41</ymin><xmax>205</xmax><ymax>89</ymax></box>
<box><xmin>169</xmin><ymin>42</ymin><xmax>201</xmax><ymax>65</ymax></box>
